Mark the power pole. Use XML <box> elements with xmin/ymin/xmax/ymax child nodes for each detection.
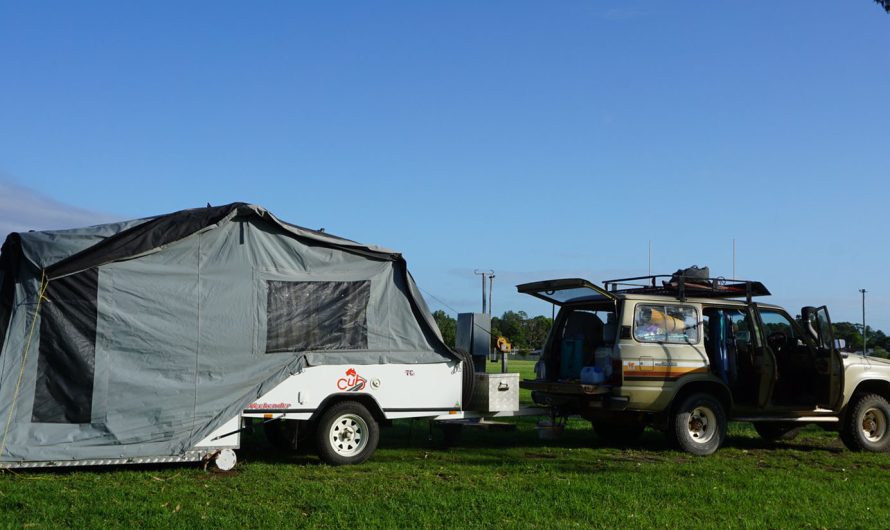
<box><xmin>474</xmin><ymin>270</ymin><xmax>486</xmax><ymax>314</ymax></box>
<box><xmin>474</xmin><ymin>269</ymin><xmax>494</xmax><ymax>315</ymax></box>
<box><xmin>860</xmin><ymin>288</ymin><xmax>867</xmax><ymax>355</ymax></box>
<box><xmin>487</xmin><ymin>272</ymin><xmax>495</xmax><ymax>317</ymax></box>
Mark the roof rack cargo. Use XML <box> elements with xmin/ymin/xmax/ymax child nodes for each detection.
<box><xmin>602</xmin><ymin>274</ymin><xmax>770</xmax><ymax>304</ymax></box>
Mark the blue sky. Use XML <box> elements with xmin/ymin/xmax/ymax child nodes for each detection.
<box><xmin>1</xmin><ymin>1</ymin><xmax>888</xmax><ymax>330</ymax></box>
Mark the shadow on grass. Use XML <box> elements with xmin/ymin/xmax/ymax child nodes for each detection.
<box><xmin>2</xmin><ymin>419</ymin><xmax>853</xmax><ymax>475</ymax></box>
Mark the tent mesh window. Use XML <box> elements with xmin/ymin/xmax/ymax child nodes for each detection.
<box><xmin>32</xmin><ymin>269</ymin><xmax>100</xmax><ymax>424</ymax></box>
<box><xmin>265</xmin><ymin>280</ymin><xmax>370</xmax><ymax>353</ymax></box>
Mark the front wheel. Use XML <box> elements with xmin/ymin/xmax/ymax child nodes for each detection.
<box><xmin>315</xmin><ymin>401</ymin><xmax>380</xmax><ymax>465</ymax></box>
<box><xmin>841</xmin><ymin>394</ymin><xmax>890</xmax><ymax>452</ymax></box>
<box><xmin>668</xmin><ymin>393</ymin><xmax>726</xmax><ymax>456</ymax></box>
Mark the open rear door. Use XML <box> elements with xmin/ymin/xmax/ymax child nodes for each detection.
<box><xmin>516</xmin><ymin>278</ymin><xmax>615</xmax><ymax>306</ymax></box>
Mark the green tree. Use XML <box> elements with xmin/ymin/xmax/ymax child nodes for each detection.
<box><xmin>490</xmin><ymin>311</ymin><xmax>552</xmax><ymax>352</ymax></box>
<box><xmin>833</xmin><ymin>321</ymin><xmax>862</xmax><ymax>351</ymax></box>
<box><xmin>431</xmin><ymin>310</ymin><xmax>456</xmax><ymax>348</ymax></box>
<box><xmin>832</xmin><ymin>322</ymin><xmax>890</xmax><ymax>356</ymax></box>
<box><xmin>495</xmin><ymin>310</ymin><xmax>528</xmax><ymax>348</ymax></box>
<box><xmin>524</xmin><ymin>315</ymin><xmax>553</xmax><ymax>351</ymax></box>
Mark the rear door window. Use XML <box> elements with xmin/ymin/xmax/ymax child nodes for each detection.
<box><xmin>634</xmin><ymin>304</ymin><xmax>699</xmax><ymax>344</ymax></box>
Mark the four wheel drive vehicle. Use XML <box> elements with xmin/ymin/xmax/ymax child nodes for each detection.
<box><xmin>518</xmin><ymin>274</ymin><xmax>890</xmax><ymax>455</ymax></box>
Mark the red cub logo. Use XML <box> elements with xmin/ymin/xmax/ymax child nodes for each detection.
<box><xmin>337</xmin><ymin>368</ymin><xmax>367</xmax><ymax>392</ymax></box>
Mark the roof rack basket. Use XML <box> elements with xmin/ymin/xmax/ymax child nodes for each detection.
<box><xmin>602</xmin><ymin>275</ymin><xmax>770</xmax><ymax>304</ymax></box>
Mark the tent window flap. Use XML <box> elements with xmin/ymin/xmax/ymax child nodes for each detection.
<box><xmin>265</xmin><ymin>280</ymin><xmax>370</xmax><ymax>353</ymax></box>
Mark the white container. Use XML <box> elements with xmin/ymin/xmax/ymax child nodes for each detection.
<box><xmin>581</xmin><ymin>366</ymin><xmax>604</xmax><ymax>385</ymax></box>
<box><xmin>470</xmin><ymin>373</ymin><xmax>520</xmax><ymax>413</ymax></box>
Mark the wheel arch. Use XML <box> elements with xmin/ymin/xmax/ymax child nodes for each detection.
<box><xmin>670</xmin><ymin>379</ymin><xmax>733</xmax><ymax>418</ymax></box>
<box><xmin>850</xmin><ymin>379</ymin><xmax>890</xmax><ymax>402</ymax></box>
<box><xmin>843</xmin><ymin>380</ymin><xmax>890</xmax><ymax>419</ymax></box>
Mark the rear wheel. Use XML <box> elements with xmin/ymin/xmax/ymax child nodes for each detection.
<box><xmin>668</xmin><ymin>393</ymin><xmax>726</xmax><ymax>456</ymax></box>
<box><xmin>841</xmin><ymin>394</ymin><xmax>890</xmax><ymax>452</ymax></box>
<box><xmin>753</xmin><ymin>422</ymin><xmax>803</xmax><ymax>442</ymax></box>
<box><xmin>315</xmin><ymin>401</ymin><xmax>380</xmax><ymax>465</ymax></box>
<box><xmin>593</xmin><ymin>421</ymin><xmax>645</xmax><ymax>445</ymax></box>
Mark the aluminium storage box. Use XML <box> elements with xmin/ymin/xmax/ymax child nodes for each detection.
<box><xmin>470</xmin><ymin>373</ymin><xmax>519</xmax><ymax>413</ymax></box>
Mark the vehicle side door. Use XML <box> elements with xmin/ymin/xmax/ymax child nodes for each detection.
<box><xmin>803</xmin><ymin>305</ymin><xmax>844</xmax><ymax>409</ymax></box>
<box><xmin>750</xmin><ymin>304</ymin><xmax>778</xmax><ymax>408</ymax></box>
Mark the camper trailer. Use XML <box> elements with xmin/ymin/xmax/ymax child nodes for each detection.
<box><xmin>0</xmin><ymin>203</ymin><xmax>488</xmax><ymax>469</ymax></box>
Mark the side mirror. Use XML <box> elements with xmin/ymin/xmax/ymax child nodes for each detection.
<box><xmin>834</xmin><ymin>338</ymin><xmax>846</xmax><ymax>350</ymax></box>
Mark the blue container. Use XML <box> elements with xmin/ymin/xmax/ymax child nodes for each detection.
<box><xmin>560</xmin><ymin>338</ymin><xmax>585</xmax><ymax>380</ymax></box>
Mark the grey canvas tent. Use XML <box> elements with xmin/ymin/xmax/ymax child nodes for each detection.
<box><xmin>0</xmin><ymin>203</ymin><xmax>460</xmax><ymax>465</ymax></box>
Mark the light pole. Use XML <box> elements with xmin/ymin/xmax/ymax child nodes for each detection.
<box><xmin>474</xmin><ymin>270</ymin><xmax>486</xmax><ymax>314</ymax></box>
<box><xmin>487</xmin><ymin>272</ymin><xmax>495</xmax><ymax>317</ymax></box>
<box><xmin>860</xmin><ymin>289</ymin><xmax>867</xmax><ymax>355</ymax></box>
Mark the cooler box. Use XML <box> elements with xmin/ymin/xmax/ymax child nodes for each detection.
<box><xmin>470</xmin><ymin>373</ymin><xmax>519</xmax><ymax>413</ymax></box>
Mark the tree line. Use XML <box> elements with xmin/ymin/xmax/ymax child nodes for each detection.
<box><xmin>431</xmin><ymin>310</ymin><xmax>552</xmax><ymax>353</ymax></box>
<box><xmin>832</xmin><ymin>322</ymin><xmax>890</xmax><ymax>357</ymax></box>
<box><xmin>432</xmin><ymin>309</ymin><xmax>890</xmax><ymax>358</ymax></box>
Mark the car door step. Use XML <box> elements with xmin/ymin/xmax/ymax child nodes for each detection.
<box><xmin>733</xmin><ymin>416</ymin><xmax>838</xmax><ymax>423</ymax></box>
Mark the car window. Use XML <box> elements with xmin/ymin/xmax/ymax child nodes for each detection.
<box><xmin>726</xmin><ymin>309</ymin><xmax>754</xmax><ymax>348</ymax></box>
<box><xmin>760</xmin><ymin>310</ymin><xmax>797</xmax><ymax>340</ymax></box>
<box><xmin>634</xmin><ymin>304</ymin><xmax>698</xmax><ymax>344</ymax></box>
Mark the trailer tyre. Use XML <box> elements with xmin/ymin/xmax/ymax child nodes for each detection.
<box><xmin>668</xmin><ymin>393</ymin><xmax>726</xmax><ymax>456</ymax></box>
<box><xmin>212</xmin><ymin>448</ymin><xmax>237</xmax><ymax>471</ymax></box>
<box><xmin>315</xmin><ymin>401</ymin><xmax>379</xmax><ymax>465</ymax></box>
<box><xmin>841</xmin><ymin>394</ymin><xmax>890</xmax><ymax>452</ymax></box>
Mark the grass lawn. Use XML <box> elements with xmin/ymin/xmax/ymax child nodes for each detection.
<box><xmin>3</xmin><ymin>360</ymin><xmax>890</xmax><ymax>528</ymax></box>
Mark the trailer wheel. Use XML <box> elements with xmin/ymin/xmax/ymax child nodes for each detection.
<box><xmin>841</xmin><ymin>394</ymin><xmax>890</xmax><ymax>452</ymax></box>
<box><xmin>212</xmin><ymin>448</ymin><xmax>237</xmax><ymax>471</ymax></box>
<box><xmin>315</xmin><ymin>401</ymin><xmax>379</xmax><ymax>465</ymax></box>
<box><xmin>668</xmin><ymin>393</ymin><xmax>726</xmax><ymax>456</ymax></box>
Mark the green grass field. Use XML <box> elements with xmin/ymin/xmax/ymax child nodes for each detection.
<box><xmin>3</xmin><ymin>360</ymin><xmax>890</xmax><ymax>528</ymax></box>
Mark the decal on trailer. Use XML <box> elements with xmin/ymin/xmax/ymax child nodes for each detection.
<box><xmin>337</xmin><ymin>368</ymin><xmax>367</xmax><ymax>391</ymax></box>
<box><xmin>246</xmin><ymin>402</ymin><xmax>292</xmax><ymax>410</ymax></box>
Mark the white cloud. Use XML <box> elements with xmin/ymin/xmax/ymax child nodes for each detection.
<box><xmin>0</xmin><ymin>180</ymin><xmax>119</xmax><ymax>238</ymax></box>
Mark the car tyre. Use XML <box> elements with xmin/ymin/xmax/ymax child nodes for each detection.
<box><xmin>841</xmin><ymin>394</ymin><xmax>890</xmax><ymax>452</ymax></box>
<box><xmin>668</xmin><ymin>393</ymin><xmax>726</xmax><ymax>456</ymax></box>
<box><xmin>315</xmin><ymin>401</ymin><xmax>379</xmax><ymax>465</ymax></box>
<box><xmin>753</xmin><ymin>422</ymin><xmax>803</xmax><ymax>442</ymax></box>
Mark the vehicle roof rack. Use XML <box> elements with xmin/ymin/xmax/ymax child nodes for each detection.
<box><xmin>602</xmin><ymin>274</ymin><xmax>770</xmax><ymax>304</ymax></box>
